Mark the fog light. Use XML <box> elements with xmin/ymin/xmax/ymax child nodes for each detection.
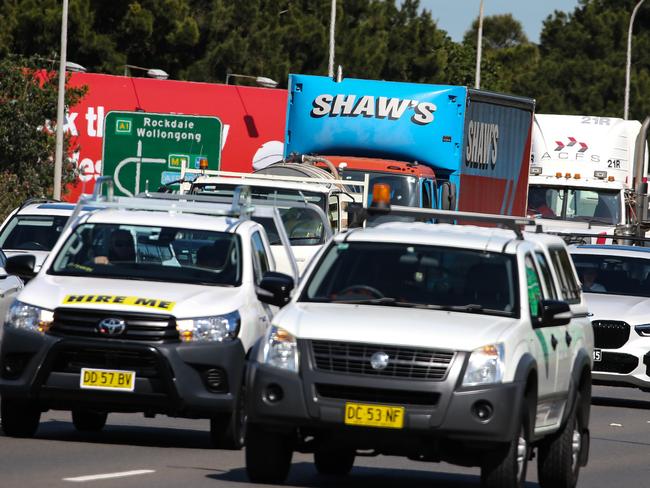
<box><xmin>265</xmin><ymin>384</ymin><xmax>284</xmax><ymax>403</ymax></box>
<box><xmin>203</xmin><ymin>368</ymin><xmax>228</xmax><ymax>392</ymax></box>
<box><xmin>472</xmin><ymin>400</ymin><xmax>494</xmax><ymax>422</ymax></box>
<box><xmin>1</xmin><ymin>353</ymin><xmax>31</xmax><ymax>380</ymax></box>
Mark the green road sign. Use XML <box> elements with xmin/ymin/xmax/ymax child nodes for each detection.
<box><xmin>102</xmin><ymin>111</ymin><xmax>222</xmax><ymax>196</ymax></box>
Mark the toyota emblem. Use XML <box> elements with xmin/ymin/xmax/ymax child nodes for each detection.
<box><xmin>97</xmin><ymin>318</ymin><xmax>126</xmax><ymax>336</ymax></box>
<box><xmin>370</xmin><ymin>351</ymin><xmax>390</xmax><ymax>370</ymax></box>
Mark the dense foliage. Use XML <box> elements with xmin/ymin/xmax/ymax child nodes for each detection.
<box><xmin>0</xmin><ymin>54</ymin><xmax>86</xmax><ymax>213</ymax></box>
<box><xmin>1</xmin><ymin>0</ymin><xmax>647</xmax><ymax>117</ymax></box>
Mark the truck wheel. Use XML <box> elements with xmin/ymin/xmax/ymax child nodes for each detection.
<box><xmin>481</xmin><ymin>409</ymin><xmax>530</xmax><ymax>488</ymax></box>
<box><xmin>72</xmin><ymin>409</ymin><xmax>107</xmax><ymax>432</ymax></box>
<box><xmin>210</xmin><ymin>384</ymin><xmax>246</xmax><ymax>450</ymax></box>
<box><xmin>314</xmin><ymin>447</ymin><xmax>355</xmax><ymax>476</ymax></box>
<box><xmin>1</xmin><ymin>398</ymin><xmax>41</xmax><ymax>438</ymax></box>
<box><xmin>537</xmin><ymin>393</ymin><xmax>583</xmax><ymax>488</ymax></box>
<box><xmin>245</xmin><ymin>424</ymin><xmax>293</xmax><ymax>484</ymax></box>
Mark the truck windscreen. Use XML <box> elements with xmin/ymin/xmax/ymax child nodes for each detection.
<box><xmin>301</xmin><ymin>241</ymin><xmax>519</xmax><ymax>317</ymax></box>
<box><xmin>339</xmin><ymin>170</ymin><xmax>419</xmax><ymax>207</ymax></box>
<box><xmin>528</xmin><ymin>185</ymin><xmax>621</xmax><ymax>225</ymax></box>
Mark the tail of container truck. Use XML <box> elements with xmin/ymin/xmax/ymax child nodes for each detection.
<box><xmin>283</xmin><ymin>74</ymin><xmax>534</xmax><ymax>216</ymax></box>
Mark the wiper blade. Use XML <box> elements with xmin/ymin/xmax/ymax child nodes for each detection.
<box><xmin>330</xmin><ymin>297</ymin><xmax>397</xmax><ymax>305</ymax></box>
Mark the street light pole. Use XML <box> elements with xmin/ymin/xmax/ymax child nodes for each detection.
<box><xmin>328</xmin><ymin>0</ymin><xmax>336</xmax><ymax>78</ymax></box>
<box><xmin>53</xmin><ymin>0</ymin><xmax>68</xmax><ymax>200</ymax></box>
<box><xmin>475</xmin><ymin>0</ymin><xmax>484</xmax><ymax>89</ymax></box>
<box><xmin>624</xmin><ymin>0</ymin><xmax>646</xmax><ymax>120</ymax></box>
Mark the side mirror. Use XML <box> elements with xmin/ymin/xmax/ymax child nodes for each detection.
<box><xmin>539</xmin><ymin>300</ymin><xmax>571</xmax><ymax>327</ymax></box>
<box><xmin>5</xmin><ymin>254</ymin><xmax>36</xmax><ymax>282</ymax></box>
<box><xmin>439</xmin><ymin>182</ymin><xmax>457</xmax><ymax>210</ymax></box>
<box><xmin>256</xmin><ymin>271</ymin><xmax>295</xmax><ymax>307</ymax></box>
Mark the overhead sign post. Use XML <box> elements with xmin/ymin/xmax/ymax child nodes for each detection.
<box><xmin>102</xmin><ymin>111</ymin><xmax>222</xmax><ymax>196</ymax></box>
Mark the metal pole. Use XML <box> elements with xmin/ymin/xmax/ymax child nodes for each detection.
<box><xmin>475</xmin><ymin>0</ymin><xmax>484</xmax><ymax>89</ymax></box>
<box><xmin>625</xmin><ymin>0</ymin><xmax>646</xmax><ymax>120</ymax></box>
<box><xmin>328</xmin><ymin>0</ymin><xmax>336</xmax><ymax>78</ymax></box>
<box><xmin>53</xmin><ymin>0</ymin><xmax>68</xmax><ymax>200</ymax></box>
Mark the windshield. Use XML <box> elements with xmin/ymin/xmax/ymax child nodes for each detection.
<box><xmin>302</xmin><ymin>242</ymin><xmax>518</xmax><ymax>316</ymax></box>
<box><xmin>50</xmin><ymin>223</ymin><xmax>242</xmax><ymax>286</ymax></box>
<box><xmin>253</xmin><ymin>206</ymin><xmax>325</xmax><ymax>246</ymax></box>
<box><xmin>0</xmin><ymin>214</ymin><xmax>69</xmax><ymax>251</ymax></box>
<box><xmin>191</xmin><ymin>183</ymin><xmax>327</xmax><ymax>213</ymax></box>
<box><xmin>571</xmin><ymin>253</ymin><xmax>650</xmax><ymax>297</ymax></box>
<box><xmin>339</xmin><ymin>169</ymin><xmax>419</xmax><ymax>207</ymax></box>
<box><xmin>527</xmin><ymin>185</ymin><xmax>621</xmax><ymax>225</ymax></box>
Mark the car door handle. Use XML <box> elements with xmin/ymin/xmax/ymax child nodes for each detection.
<box><xmin>565</xmin><ymin>331</ymin><xmax>572</xmax><ymax>347</ymax></box>
<box><xmin>551</xmin><ymin>334</ymin><xmax>558</xmax><ymax>351</ymax></box>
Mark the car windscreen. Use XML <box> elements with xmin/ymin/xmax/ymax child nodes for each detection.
<box><xmin>339</xmin><ymin>170</ymin><xmax>418</xmax><ymax>207</ymax></box>
<box><xmin>191</xmin><ymin>183</ymin><xmax>327</xmax><ymax>212</ymax></box>
<box><xmin>301</xmin><ymin>241</ymin><xmax>518</xmax><ymax>317</ymax></box>
<box><xmin>0</xmin><ymin>215</ymin><xmax>69</xmax><ymax>251</ymax></box>
<box><xmin>50</xmin><ymin>223</ymin><xmax>242</xmax><ymax>286</ymax></box>
<box><xmin>252</xmin><ymin>207</ymin><xmax>326</xmax><ymax>246</ymax></box>
<box><xmin>571</xmin><ymin>253</ymin><xmax>650</xmax><ymax>297</ymax></box>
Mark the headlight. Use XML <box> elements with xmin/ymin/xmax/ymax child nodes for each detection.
<box><xmin>5</xmin><ymin>301</ymin><xmax>54</xmax><ymax>333</ymax></box>
<box><xmin>176</xmin><ymin>310</ymin><xmax>240</xmax><ymax>342</ymax></box>
<box><xmin>462</xmin><ymin>344</ymin><xmax>505</xmax><ymax>387</ymax></box>
<box><xmin>635</xmin><ymin>324</ymin><xmax>650</xmax><ymax>337</ymax></box>
<box><xmin>263</xmin><ymin>326</ymin><xmax>298</xmax><ymax>372</ymax></box>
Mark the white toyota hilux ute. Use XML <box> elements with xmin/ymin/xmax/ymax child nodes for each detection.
<box><xmin>244</xmin><ymin>210</ymin><xmax>594</xmax><ymax>488</ymax></box>
<box><xmin>0</xmin><ymin>189</ymin><xmax>296</xmax><ymax>449</ymax></box>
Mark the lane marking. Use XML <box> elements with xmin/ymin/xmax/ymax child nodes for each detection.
<box><xmin>610</xmin><ymin>423</ymin><xmax>623</xmax><ymax>427</ymax></box>
<box><xmin>63</xmin><ymin>470</ymin><xmax>155</xmax><ymax>482</ymax></box>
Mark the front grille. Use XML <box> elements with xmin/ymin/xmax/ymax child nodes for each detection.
<box><xmin>50</xmin><ymin>308</ymin><xmax>178</xmax><ymax>342</ymax></box>
<box><xmin>310</xmin><ymin>340</ymin><xmax>454</xmax><ymax>380</ymax></box>
<box><xmin>592</xmin><ymin>321</ymin><xmax>630</xmax><ymax>349</ymax></box>
<box><xmin>594</xmin><ymin>352</ymin><xmax>638</xmax><ymax>374</ymax></box>
<box><xmin>51</xmin><ymin>346</ymin><xmax>160</xmax><ymax>378</ymax></box>
<box><xmin>316</xmin><ymin>383</ymin><xmax>440</xmax><ymax>406</ymax></box>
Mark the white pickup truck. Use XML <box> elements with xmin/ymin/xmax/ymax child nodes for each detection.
<box><xmin>244</xmin><ymin>206</ymin><xmax>594</xmax><ymax>488</ymax></box>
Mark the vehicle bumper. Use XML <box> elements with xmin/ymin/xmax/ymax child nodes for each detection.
<box><xmin>0</xmin><ymin>327</ymin><xmax>245</xmax><ymax>417</ymax></box>
<box><xmin>592</xmin><ymin>345</ymin><xmax>650</xmax><ymax>389</ymax></box>
<box><xmin>246</xmin><ymin>360</ymin><xmax>525</xmax><ymax>445</ymax></box>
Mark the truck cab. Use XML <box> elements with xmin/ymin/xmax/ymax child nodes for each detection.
<box><xmin>528</xmin><ymin>114</ymin><xmax>646</xmax><ymax>234</ymax></box>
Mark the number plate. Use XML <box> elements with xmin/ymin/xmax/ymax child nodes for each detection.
<box><xmin>80</xmin><ymin>368</ymin><xmax>135</xmax><ymax>391</ymax></box>
<box><xmin>593</xmin><ymin>349</ymin><xmax>602</xmax><ymax>362</ymax></box>
<box><xmin>344</xmin><ymin>402</ymin><xmax>405</xmax><ymax>429</ymax></box>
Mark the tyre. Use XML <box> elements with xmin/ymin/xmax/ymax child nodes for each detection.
<box><xmin>1</xmin><ymin>397</ymin><xmax>41</xmax><ymax>438</ymax></box>
<box><xmin>481</xmin><ymin>409</ymin><xmax>530</xmax><ymax>488</ymax></box>
<box><xmin>314</xmin><ymin>446</ymin><xmax>355</xmax><ymax>476</ymax></box>
<box><xmin>245</xmin><ymin>424</ymin><xmax>293</xmax><ymax>484</ymax></box>
<box><xmin>537</xmin><ymin>393</ymin><xmax>584</xmax><ymax>488</ymax></box>
<box><xmin>72</xmin><ymin>409</ymin><xmax>107</xmax><ymax>432</ymax></box>
<box><xmin>210</xmin><ymin>384</ymin><xmax>246</xmax><ymax>450</ymax></box>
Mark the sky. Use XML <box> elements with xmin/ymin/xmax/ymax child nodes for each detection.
<box><xmin>419</xmin><ymin>1</ymin><xmax>581</xmax><ymax>43</ymax></box>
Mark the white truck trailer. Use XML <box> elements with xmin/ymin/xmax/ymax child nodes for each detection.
<box><xmin>528</xmin><ymin>114</ymin><xmax>647</xmax><ymax>238</ymax></box>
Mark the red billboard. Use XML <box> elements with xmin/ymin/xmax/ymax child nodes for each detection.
<box><xmin>65</xmin><ymin>73</ymin><xmax>287</xmax><ymax>201</ymax></box>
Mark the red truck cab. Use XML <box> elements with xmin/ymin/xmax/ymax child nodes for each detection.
<box><xmin>318</xmin><ymin>156</ymin><xmax>437</xmax><ymax>208</ymax></box>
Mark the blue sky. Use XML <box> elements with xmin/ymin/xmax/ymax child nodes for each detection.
<box><xmin>419</xmin><ymin>1</ymin><xmax>581</xmax><ymax>43</ymax></box>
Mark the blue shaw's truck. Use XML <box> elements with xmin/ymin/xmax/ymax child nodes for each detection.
<box><xmin>284</xmin><ymin>74</ymin><xmax>535</xmax><ymax>215</ymax></box>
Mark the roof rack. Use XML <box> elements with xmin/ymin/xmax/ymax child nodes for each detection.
<box><xmin>17</xmin><ymin>197</ymin><xmax>61</xmax><ymax>212</ymax></box>
<box><xmin>553</xmin><ymin>232</ymin><xmax>650</xmax><ymax>247</ymax></box>
<box><xmin>348</xmin><ymin>203</ymin><xmax>535</xmax><ymax>240</ymax></box>
<box><xmin>64</xmin><ymin>177</ymin><xmax>300</xmax><ymax>280</ymax></box>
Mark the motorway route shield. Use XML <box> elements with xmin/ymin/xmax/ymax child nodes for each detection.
<box><xmin>102</xmin><ymin>111</ymin><xmax>222</xmax><ymax>196</ymax></box>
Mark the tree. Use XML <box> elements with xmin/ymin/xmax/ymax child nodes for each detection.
<box><xmin>463</xmin><ymin>13</ymin><xmax>528</xmax><ymax>49</ymax></box>
<box><xmin>0</xmin><ymin>54</ymin><xmax>86</xmax><ymax>217</ymax></box>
